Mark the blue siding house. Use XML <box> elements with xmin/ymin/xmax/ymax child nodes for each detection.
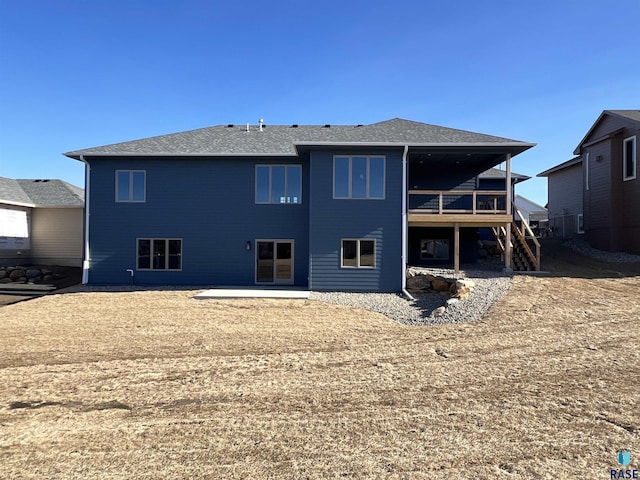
<box><xmin>64</xmin><ymin>118</ymin><xmax>537</xmax><ymax>291</ymax></box>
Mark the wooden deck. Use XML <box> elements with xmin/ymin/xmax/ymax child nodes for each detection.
<box><xmin>408</xmin><ymin>212</ymin><xmax>513</xmax><ymax>227</ymax></box>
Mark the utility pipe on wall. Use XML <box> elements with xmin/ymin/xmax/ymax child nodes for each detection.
<box><xmin>79</xmin><ymin>155</ymin><xmax>90</xmax><ymax>284</ymax></box>
<box><xmin>401</xmin><ymin>145</ymin><xmax>415</xmax><ymax>301</ymax></box>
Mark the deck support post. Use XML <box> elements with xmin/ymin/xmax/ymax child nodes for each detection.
<box><xmin>505</xmin><ymin>153</ymin><xmax>512</xmax><ymax>209</ymax></box>
<box><xmin>454</xmin><ymin>223</ymin><xmax>460</xmax><ymax>272</ymax></box>
<box><xmin>505</xmin><ymin>153</ymin><xmax>513</xmax><ymax>271</ymax></box>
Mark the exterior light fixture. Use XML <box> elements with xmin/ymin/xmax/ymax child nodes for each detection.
<box><xmin>245</xmin><ymin>241</ymin><xmax>252</xmax><ymax>251</ymax></box>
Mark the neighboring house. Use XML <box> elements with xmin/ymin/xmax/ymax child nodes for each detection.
<box><xmin>64</xmin><ymin>118</ymin><xmax>537</xmax><ymax>290</ymax></box>
<box><xmin>513</xmin><ymin>195</ymin><xmax>548</xmax><ymax>232</ymax></box>
<box><xmin>0</xmin><ymin>177</ymin><xmax>84</xmax><ymax>266</ymax></box>
<box><xmin>539</xmin><ymin>110</ymin><xmax>639</xmax><ymax>253</ymax></box>
<box><xmin>537</xmin><ymin>157</ymin><xmax>583</xmax><ymax>238</ymax></box>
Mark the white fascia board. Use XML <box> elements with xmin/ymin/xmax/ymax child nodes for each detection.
<box><xmin>65</xmin><ymin>152</ymin><xmax>299</xmax><ymax>160</ymax></box>
<box><xmin>0</xmin><ymin>200</ymin><xmax>36</xmax><ymax>208</ymax></box>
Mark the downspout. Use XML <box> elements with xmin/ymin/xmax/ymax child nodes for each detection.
<box><xmin>79</xmin><ymin>155</ymin><xmax>90</xmax><ymax>284</ymax></box>
<box><xmin>401</xmin><ymin>145</ymin><xmax>415</xmax><ymax>301</ymax></box>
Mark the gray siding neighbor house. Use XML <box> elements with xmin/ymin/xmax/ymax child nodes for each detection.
<box><xmin>539</xmin><ymin>110</ymin><xmax>640</xmax><ymax>253</ymax></box>
<box><xmin>0</xmin><ymin>177</ymin><xmax>84</xmax><ymax>266</ymax></box>
<box><xmin>537</xmin><ymin>157</ymin><xmax>584</xmax><ymax>237</ymax></box>
<box><xmin>64</xmin><ymin>118</ymin><xmax>537</xmax><ymax>290</ymax></box>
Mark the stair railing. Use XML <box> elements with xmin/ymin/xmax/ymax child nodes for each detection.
<box><xmin>512</xmin><ymin>203</ymin><xmax>541</xmax><ymax>270</ymax></box>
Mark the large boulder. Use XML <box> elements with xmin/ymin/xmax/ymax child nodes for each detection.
<box><xmin>407</xmin><ymin>275</ymin><xmax>432</xmax><ymax>290</ymax></box>
<box><xmin>9</xmin><ymin>269</ymin><xmax>26</xmax><ymax>280</ymax></box>
<box><xmin>26</xmin><ymin>269</ymin><xmax>41</xmax><ymax>278</ymax></box>
<box><xmin>431</xmin><ymin>276</ymin><xmax>452</xmax><ymax>292</ymax></box>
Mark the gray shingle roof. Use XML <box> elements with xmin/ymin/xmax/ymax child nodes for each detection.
<box><xmin>16</xmin><ymin>179</ymin><xmax>84</xmax><ymax>207</ymax></box>
<box><xmin>0</xmin><ymin>176</ymin><xmax>84</xmax><ymax>207</ymax></box>
<box><xmin>479</xmin><ymin>167</ymin><xmax>530</xmax><ymax>182</ymax></box>
<box><xmin>65</xmin><ymin>118</ymin><xmax>534</xmax><ymax>158</ymax></box>
<box><xmin>537</xmin><ymin>157</ymin><xmax>582</xmax><ymax>177</ymax></box>
<box><xmin>0</xmin><ymin>177</ymin><xmax>34</xmax><ymax>206</ymax></box>
<box><xmin>607</xmin><ymin>110</ymin><xmax>640</xmax><ymax>123</ymax></box>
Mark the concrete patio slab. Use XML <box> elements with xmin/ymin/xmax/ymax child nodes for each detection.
<box><xmin>194</xmin><ymin>288</ymin><xmax>310</xmax><ymax>299</ymax></box>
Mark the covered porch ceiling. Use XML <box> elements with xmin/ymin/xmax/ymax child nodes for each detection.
<box><xmin>407</xmin><ymin>145</ymin><xmax>522</xmax><ymax>176</ymax></box>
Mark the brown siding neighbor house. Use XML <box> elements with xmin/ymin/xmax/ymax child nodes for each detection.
<box><xmin>539</xmin><ymin>110</ymin><xmax>639</xmax><ymax>254</ymax></box>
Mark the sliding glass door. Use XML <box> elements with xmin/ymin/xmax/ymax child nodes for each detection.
<box><xmin>256</xmin><ymin>240</ymin><xmax>294</xmax><ymax>284</ymax></box>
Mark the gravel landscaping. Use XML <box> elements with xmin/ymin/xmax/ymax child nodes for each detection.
<box><xmin>564</xmin><ymin>237</ymin><xmax>640</xmax><ymax>263</ymax></box>
<box><xmin>311</xmin><ymin>260</ymin><xmax>512</xmax><ymax>326</ymax></box>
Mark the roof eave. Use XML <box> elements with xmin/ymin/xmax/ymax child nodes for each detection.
<box><xmin>64</xmin><ymin>151</ymin><xmax>299</xmax><ymax>160</ymax></box>
<box><xmin>0</xmin><ymin>199</ymin><xmax>36</xmax><ymax>208</ymax></box>
<box><xmin>537</xmin><ymin>157</ymin><xmax>582</xmax><ymax>177</ymax></box>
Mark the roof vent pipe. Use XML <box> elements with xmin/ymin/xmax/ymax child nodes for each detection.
<box><xmin>259</xmin><ymin>118</ymin><xmax>264</xmax><ymax>132</ymax></box>
<box><xmin>246</xmin><ymin>123</ymin><xmax>250</xmax><ymax>133</ymax></box>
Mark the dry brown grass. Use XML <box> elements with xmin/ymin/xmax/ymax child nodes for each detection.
<box><xmin>1</xmin><ymin>273</ymin><xmax>639</xmax><ymax>479</ymax></box>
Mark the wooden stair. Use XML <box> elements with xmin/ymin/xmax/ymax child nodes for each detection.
<box><xmin>492</xmin><ymin>202</ymin><xmax>541</xmax><ymax>271</ymax></box>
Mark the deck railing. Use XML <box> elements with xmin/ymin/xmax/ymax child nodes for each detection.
<box><xmin>408</xmin><ymin>190</ymin><xmax>508</xmax><ymax>214</ymax></box>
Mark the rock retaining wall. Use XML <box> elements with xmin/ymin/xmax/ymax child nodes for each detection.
<box><xmin>406</xmin><ymin>267</ymin><xmax>477</xmax><ymax>314</ymax></box>
<box><xmin>0</xmin><ymin>266</ymin><xmax>63</xmax><ymax>285</ymax></box>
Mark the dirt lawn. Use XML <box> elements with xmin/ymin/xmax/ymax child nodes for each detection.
<box><xmin>1</xmin><ymin>242</ymin><xmax>639</xmax><ymax>479</ymax></box>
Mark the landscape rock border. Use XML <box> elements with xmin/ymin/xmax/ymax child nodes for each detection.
<box><xmin>0</xmin><ymin>266</ymin><xmax>64</xmax><ymax>286</ymax></box>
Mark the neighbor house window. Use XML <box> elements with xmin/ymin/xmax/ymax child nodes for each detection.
<box><xmin>334</xmin><ymin>156</ymin><xmax>385</xmax><ymax>199</ymax></box>
<box><xmin>577</xmin><ymin>214</ymin><xmax>584</xmax><ymax>234</ymax></box>
<box><xmin>255</xmin><ymin>165</ymin><xmax>302</xmax><ymax>204</ymax></box>
<box><xmin>341</xmin><ymin>239</ymin><xmax>375</xmax><ymax>268</ymax></box>
<box><xmin>623</xmin><ymin>136</ymin><xmax>636</xmax><ymax>181</ymax></box>
<box><xmin>137</xmin><ymin>239</ymin><xmax>182</xmax><ymax>270</ymax></box>
<box><xmin>420</xmin><ymin>239</ymin><xmax>450</xmax><ymax>260</ymax></box>
<box><xmin>116</xmin><ymin>170</ymin><xmax>146</xmax><ymax>202</ymax></box>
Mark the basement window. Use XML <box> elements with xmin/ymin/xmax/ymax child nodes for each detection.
<box><xmin>137</xmin><ymin>239</ymin><xmax>182</xmax><ymax>270</ymax></box>
<box><xmin>341</xmin><ymin>239</ymin><xmax>375</xmax><ymax>268</ymax></box>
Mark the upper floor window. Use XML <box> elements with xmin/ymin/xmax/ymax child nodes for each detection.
<box><xmin>334</xmin><ymin>156</ymin><xmax>385</xmax><ymax>199</ymax></box>
<box><xmin>116</xmin><ymin>170</ymin><xmax>146</xmax><ymax>202</ymax></box>
<box><xmin>255</xmin><ymin>165</ymin><xmax>302</xmax><ymax>204</ymax></box>
<box><xmin>623</xmin><ymin>136</ymin><xmax>636</xmax><ymax>181</ymax></box>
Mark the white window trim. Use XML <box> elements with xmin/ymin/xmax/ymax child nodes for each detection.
<box><xmin>340</xmin><ymin>238</ymin><xmax>376</xmax><ymax>269</ymax></box>
<box><xmin>255</xmin><ymin>165</ymin><xmax>302</xmax><ymax>204</ymax></box>
<box><xmin>136</xmin><ymin>238</ymin><xmax>182</xmax><ymax>271</ymax></box>
<box><xmin>623</xmin><ymin>135</ymin><xmax>637</xmax><ymax>181</ymax></box>
<box><xmin>577</xmin><ymin>214</ymin><xmax>584</xmax><ymax>234</ymax></box>
<box><xmin>116</xmin><ymin>170</ymin><xmax>146</xmax><ymax>203</ymax></box>
<box><xmin>333</xmin><ymin>156</ymin><xmax>386</xmax><ymax>200</ymax></box>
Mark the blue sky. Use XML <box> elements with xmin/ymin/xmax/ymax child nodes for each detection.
<box><xmin>1</xmin><ymin>0</ymin><xmax>638</xmax><ymax>206</ymax></box>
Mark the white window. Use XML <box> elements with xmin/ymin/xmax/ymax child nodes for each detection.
<box><xmin>334</xmin><ymin>156</ymin><xmax>385</xmax><ymax>199</ymax></box>
<box><xmin>577</xmin><ymin>214</ymin><xmax>584</xmax><ymax>234</ymax></box>
<box><xmin>623</xmin><ymin>136</ymin><xmax>636</xmax><ymax>181</ymax></box>
<box><xmin>341</xmin><ymin>239</ymin><xmax>375</xmax><ymax>268</ymax></box>
<box><xmin>116</xmin><ymin>170</ymin><xmax>146</xmax><ymax>202</ymax></box>
<box><xmin>420</xmin><ymin>239</ymin><xmax>450</xmax><ymax>260</ymax></box>
<box><xmin>137</xmin><ymin>239</ymin><xmax>182</xmax><ymax>270</ymax></box>
<box><xmin>255</xmin><ymin>165</ymin><xmax>302</xmax><ymax>204</ymax></box>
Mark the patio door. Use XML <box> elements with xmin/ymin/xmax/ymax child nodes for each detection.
<box><xmin>256</xmin><ymin>240</ymin><xmax>294</xmax><ymax>284</ymax></box>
